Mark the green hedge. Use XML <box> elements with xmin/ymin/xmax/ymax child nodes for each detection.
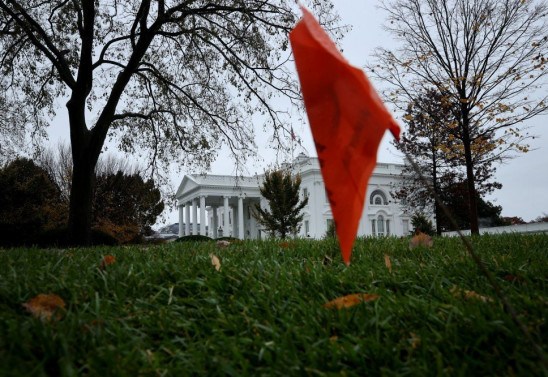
<box><xmin>175</xmin><ymin>234</ymin><xmax>213</xmax><ymax>242</ymax></box>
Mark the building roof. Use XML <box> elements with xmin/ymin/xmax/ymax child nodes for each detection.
<box><xmin>176</xmin><ymin>154</ymin><xmax>405</xmax><ymax>205</ymax></box>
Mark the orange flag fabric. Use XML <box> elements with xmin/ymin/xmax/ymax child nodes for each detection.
<box><xmin>289</xmin><ymin>7</ymin><xmax>400</xmax><ymax>265</ymax></box>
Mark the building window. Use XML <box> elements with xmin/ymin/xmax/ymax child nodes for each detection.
<box><xmin>371</xmin><ymin>220</ymin><xmax>376</xmax><ymax>235</ymax></box>
<box><xmin>403</xmin><ymin>219</ymin><xmax>409</xmax><ymax>235</ymax></box>
<box><xmin>386</xmin><ymin>220</ymin><xmax>390</xmax><ymax>236</ymax></box>
<box><xmin>325</xmin><ymin>187</ymin><xmax>330</xmax><ymax>203</ymax></box>
<box><xmin>304</xmin><ymin>220</ymin><xmax>310</xmax><ymax>236</ymax></box>
<box><xmin>303</xmin><ymin>187</ymin><xmax>309</xmax><ymax>199</ymax></box>
<box><xmin>377</xmin><ymin>215</ymin><xmax>385</xmax><ymax>236</ymax></box>
<box><xmin>370</xmin><ymin>189</ymin><xmax>388</xmax><ymax>205</ymax></box>
<box><xmin>326</xmin><ymin>218</ymin><xmax>334</xmax><ymax>231</ymax></box>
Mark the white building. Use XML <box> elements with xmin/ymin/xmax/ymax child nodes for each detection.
<box><xmin>176</xmin><ymin>153</ymin><xmax>411</xmax><ymax>239</ymax></box>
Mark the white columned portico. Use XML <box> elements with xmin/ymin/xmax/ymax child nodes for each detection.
<box><xmin>238</xmin><ymin>196</ymin><xmax>244</xmax><ymax>239</ymax></box>
<box><xmin>223</xmin><ymin>196</ymin><xmax>230</xmax><ymax>237</ymax></box>
<box><xmin>212</xmin><ymin>207</ymin><xmax>218</xmax><ymax>238</ymax></box>
<box><xmin>192</xmin><ymin>199</ymin><xmax>198</xmax><ymax>235</ymax></box>
<box><xmin>185</xmin><ymin>203</ymin><xmax>190</xmax><ymax>236</ymax></box>
<box><xmin>178</xmin><ymin>205</ymin><xmax>184</xmax><ymax>237</ymax></box>
<box><xmin>199</xmin><ymin>196</ymin><xmax>206</xmax><ymax>236</ymax></box>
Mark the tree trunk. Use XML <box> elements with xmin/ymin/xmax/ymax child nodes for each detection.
<box><xmin>68</xmin><ymin>156</ymin><xmax>96</xmax><ymax>245</ymax></box>
<box><xmin>461</xmin><ymin>116</ymin><xmax>480</xmax><ymax>235</ymax></box>
<box><xmin>66</xmin><ymin>95</ymin><xmax>102</xmax><ymax>246</ymax></box>
<box><xmin>431</xmin><ymin>154</ymin><xmax>442</xmax><ymax>236</ymax></box>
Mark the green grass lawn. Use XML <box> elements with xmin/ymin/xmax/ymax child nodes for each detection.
<box><xmin>0</xmin><ymin>234</ymin><xmax>546</xmax><ymax>376</ymax></box>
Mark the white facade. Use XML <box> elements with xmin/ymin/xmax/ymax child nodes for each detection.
<box><xmin>176</xmin><ymin>154</ymin><xmax>411</xmax><ymax>239</ymax></box>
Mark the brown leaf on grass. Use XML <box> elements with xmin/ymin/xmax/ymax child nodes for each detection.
<box><xmin>450</xmin><ymin>286</ymin><xmax>493</xmax><ymax>303</ymax></box>
<box><xmin>279</xmin><ymin>241</ymin><xmax>291</xmax><ymax>249</ymax></box>
<box><xmin>216</xmin><ymin>240</ymin><xmax>230</xmax><ymax>248</ymax></box>
<box><xmin>210</xmin><ymin>254</ymin><xmax>221</xmax><ymax>271</ymax></box>
<box><xmin>100</xmin><ymin>255</ymin><xmax>116</xmax><ymax>269</ymax></box>
<box><xmin>409</xmin><ymin>332</ymin><xmax>421</xmax><ymax>349</ymax></box>
<box><xmin>22</xmin><ymin>294</ymin><xmax>66</xmax><ymax>321</ymax></box>
<box><xmin>409</xmin><ymin>232</ymin><xmax>433</xmax><ymax>249</ymax></box>
<box><xmin>324</xmin><ymin>293</ymin><xmax>380</xmax><ymax>309</ymax></box>
<box><xmin>384</xmin><ymin>254</ymin><xmax>392</xmax><ymax>273</ymax></box>
<box><xmin>83</xmin><ymin>319</ymin><xmax>105</xmax><ymax>333</ymax></box>
<box><xmin>503</xmin><ymin>274</ymin><xmax>525</xmax><ymax>283</ymax></box>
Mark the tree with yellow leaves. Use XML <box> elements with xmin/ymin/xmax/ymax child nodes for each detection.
<box><xmin>371</xmin><ymin>0</ymin><xmax>547</xmax><ymax>234</ymax></box>
<box><xmin>393</xmin><ymin>88</ymin><xmax>503</xmax><ymax>234</ymax></box>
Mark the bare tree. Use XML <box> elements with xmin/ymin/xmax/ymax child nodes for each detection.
<box><xmin>370</xmin><ymin>0</ymin><xmax>547</xmax><ymax>234</ymax></box>
<box><xmin>37</xmin><ymin>142</ymin><xmax>139</xmax><ymax>204</ymax></box>
<box><xmin>37</xmin><ymin>143</ymin><xmax>73</xmax><ymax>203</ymax></box>
<box><xmin>0</xmin><ymin>1</ymin><xmax>341</xmax><ymax>245</ymax></box>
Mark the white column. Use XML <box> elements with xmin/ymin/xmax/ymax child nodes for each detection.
<box><xmin>233</xmin><ymin>202</ymin><xmax>239</xmax><ymax>238</ymax></box>
<box><xmin>238</xmin><ymin>197</ymin><xmax>244</xmax><ymax>240</ymax></box>
<box><xmin>178</xmin><ymin>204</ymin><xmax>184</xmax><ymax>237</ymax></box>
<box><xmin>185</xmin><ymin>203</ymin><xmax>190</xmax><ymax>236</ymax></box>
<box><xmin>223</xmin><ymin>196</ymin><xmax>230</xmax><ymax>237</ymax></box>
<box><xmin>199</xmin><ymin>196</ymin><xmax>206</xmax><ymax>236</ymax></box>
<box><xmin>212</xmin><ymin>207</ymin><xmax>218</xmax><ymax>238</ymax></box>
<box><xmin>192</xmin><ymin>199</ymin><xmax>198</xmax><ymax>235</ymax></box>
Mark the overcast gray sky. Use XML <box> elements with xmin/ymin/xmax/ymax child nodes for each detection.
<box><xmin>45</xmin><ymin>1</ymin><xmax>547</xmax><ymax>225</ymax></box>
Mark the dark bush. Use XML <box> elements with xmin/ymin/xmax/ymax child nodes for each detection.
<box><xmin>175</xmin><ymin>235</ymin><xmax>213</xmax><ymax>242</ymax></box>
<box><xmin>33</xmin><ymin>227</ymin><xmax>119</xmax><ymax>248</ymax></box>
<box><xmin>0</xmin><ymin>158</ymin><xmax>66</xmax><ymax>247</ymax></box>
<box><xmin>91</xmin><ymin>229</ymin><xmax>120</xmax><ymax>246</ymax></box>
<box><xmin>32</xmin><ymin>228</ymin><xmax>68</xmax><ymax>248</ymax></box>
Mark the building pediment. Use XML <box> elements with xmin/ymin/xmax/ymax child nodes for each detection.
<box><xmin>176</xmin><ymin>174</ymin><xmax>263</xmax><ymax>206</ymax></box>
<box><xmin>176</xmin><ymin>175</ymin><xmax>199</xmax><ymax>200</ymax></box>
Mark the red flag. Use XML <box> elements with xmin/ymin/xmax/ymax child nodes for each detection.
<box><xmin>290</xmin><ymin>7</ymin><xmax>400</xmax><ymax>265</ymax></box>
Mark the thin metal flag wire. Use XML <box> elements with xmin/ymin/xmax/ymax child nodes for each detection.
<box><xmin>395</xmin><ymin>139</ymin><xmax>547</xmax><ymax>368</ymax></box>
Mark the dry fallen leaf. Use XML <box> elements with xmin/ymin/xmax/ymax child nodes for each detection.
<box><xmin>409</xmin><ymin>332</ymin><xmax>421</xmax><ymax>349</ymax></box>
<box><xmin>503</xmin><ymin>274</ymin><xmax>525</xmax><ymax>283</ymax></box>
<box><xmin>23</xmin><ymin>293</ymin><xmax>66</xmax><ymax>321</ymax></box>
<box><xmin>463</xmin><ymin>290</ymin><xmax>493</xmax><ymax>303</ymax></box>
<box><xmin>210</xmin><ymin>254</ymin><xmax>221</xmax><ymax>271</ymax></box>
<box><xmin>409</xmin><ymin>232</ymin><xmax>433</xmax><ymax>249</ymax></box>
<box><xmin>324</xmin><ymin>293</ymin><xmax>380</xmax><ymax>309</ymax></box>
<box><xmin>384</xmin><ymin>254</ymin><xmax>392</xmax><ymax>273</ymax></box>
<box><xmin>216</xmin><ymin>240</ymin><xmax>230</xmax><ymax>248</ymax></box>
<box><xmin>450</xmin><ymin>286</ymin><xmax>493</xmax><ymax>303</ymax></box>
<box><xmin>100</xmin><ymin>255</ymin><xmax>116</xmax><ymax>269</ymax></box>
<box><xmin>83</xmin><ymin>319</ymin><xmax>105</xmax><ymax>333</ymax></box>
<box><xmin>279</xmin><ymin>241</ymin><xmax>291</xmax><ymax>249</ymax></box>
